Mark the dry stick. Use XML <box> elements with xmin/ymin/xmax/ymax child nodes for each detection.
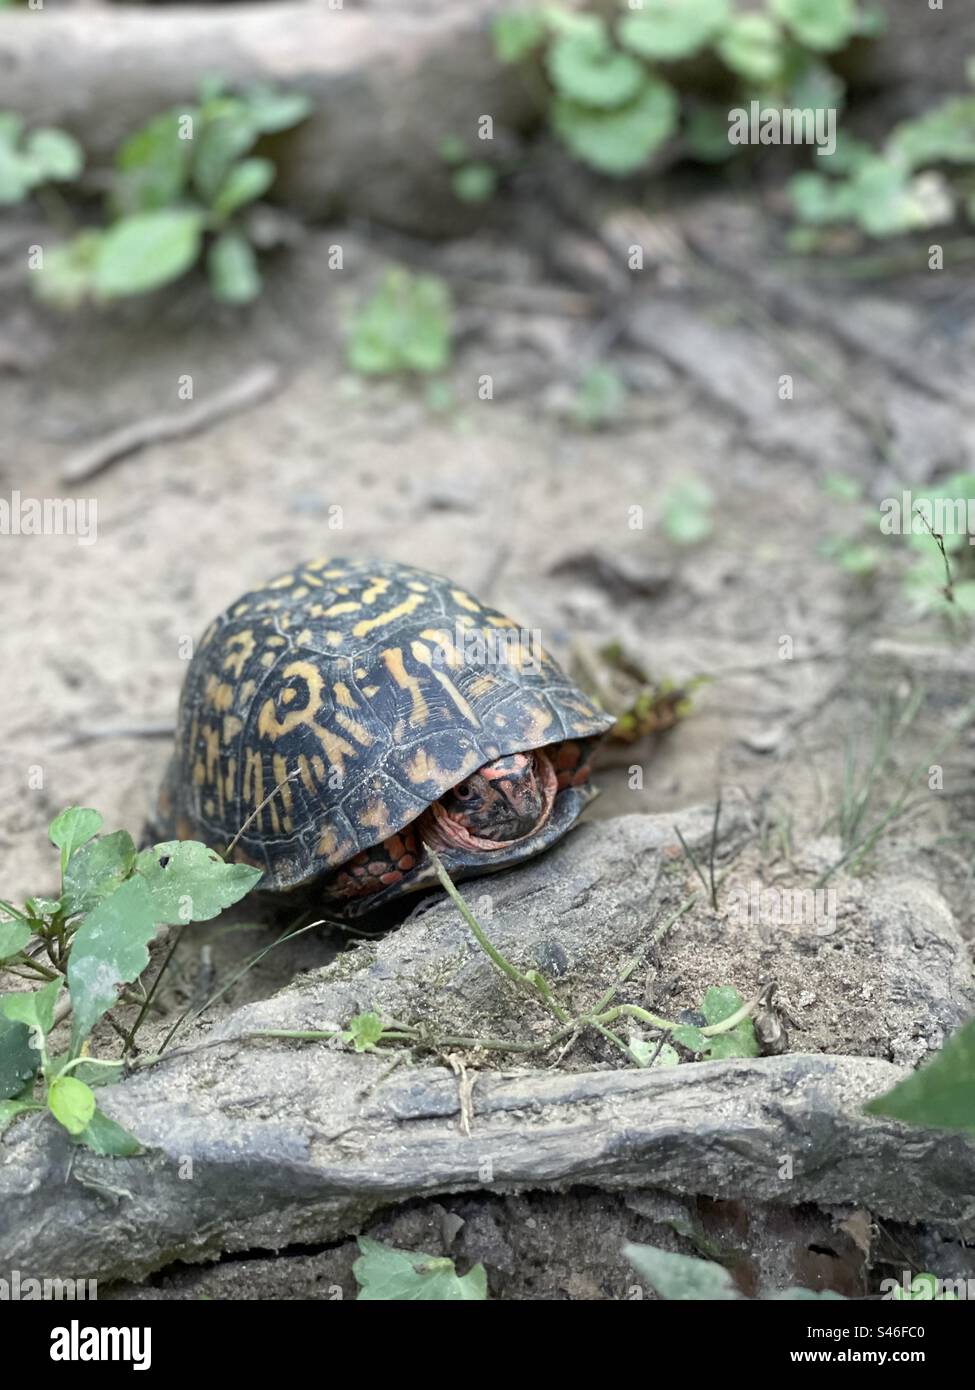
<box><xmin>224</xmin><ymin>768</ymin><xmax>303</xmax><ymax>859</ymax></box>
<box><xmin>60</xmin><ymin>362</ymin><xmax>281</xmax><ymax>483</ymax></box>
<box><xmin>912</xmin><ymin>507</ymin><xmax>955</xmax><ymax>603</ymax></box>
<box><xmin>708</xmin><ymin>794</ymin><xmax>721</xmax><ymax>912</ymax></box>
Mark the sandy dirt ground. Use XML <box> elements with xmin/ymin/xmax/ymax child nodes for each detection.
<box><xmin>2</xmin><ymin>184</ymin><xmax>975</xmax><ymax>1295</ymax></box>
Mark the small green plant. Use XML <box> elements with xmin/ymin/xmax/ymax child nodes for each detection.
<box><xmin>789</xmin><ymin>91</ymin><xmax>975</xmax><ymax>242</ymax></box>
<box><xmin>821</xmin><ymin>471</ymin><xmax>975</xmax><ymax>618</ymax></box>
<box><xmin>347</xmin><ymin>267</ymin><xmax>453</xmax><ymax>376</ymax></box>
<box><xmin>438</xmin><ymin>134</ymin><xmax>498</xmax><ymax>204</ymax></box>
<box><xmin>35</xmin><ymin>80</ymin><xmax>311</xmax><ymax>309</ymax></box>
<box><xmin>353</xmin><ymin>1238</ymin><xmax>488</xmax><ymax>1301</ymax></box>
<box><xmin>255</xmin><ymin>854</ymin><xmax>760</xmax><ymax>1073</ymax></box>
<box><xmin>493</xmin><ymin>1</ymin><xmax>881</xmax><ymax>177</ymax></box>
<box><xmin>662</xmin><ymin>477</ymin><xmax>714</xmax><ymax>544</ymax></box>
<box><xmin>571</xmin><ymin>364</ymin><xmax>627</xmax><ymax>428</ymax></box>
<box><xmin>624</xmin><ymin>1242</ymin><xmax>847</xmax><ymax>1299</ymax></box>
<box><xmin>0</xmin><ymin>806</ymin><xmax>261</xmax><ymax>1152</ymax></box>
<box><xmin>0</xmin><ymin>113</ymin><xmax>83</xmax><ymax>206</ymax></box>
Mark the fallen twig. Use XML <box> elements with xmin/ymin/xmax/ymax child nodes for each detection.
<box><xmin>61</xmin><ymin>362</ymin><xmax>281</xmax><ymax>483</ymax></box>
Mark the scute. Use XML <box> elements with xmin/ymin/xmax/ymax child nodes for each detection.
<box><xmin>163</xmin><ymin>558</ymin><xmax>614</xmax><ymax>891</ymax></box>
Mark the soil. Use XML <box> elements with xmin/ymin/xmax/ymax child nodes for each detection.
<box><xmin>2</xmin><ymin>174</ymin><xmax>975</xmax><ymax>1298</ymax></box>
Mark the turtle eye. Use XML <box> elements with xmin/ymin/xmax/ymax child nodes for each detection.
<box><xmin>453</xmin><ymin>781</ymin><xmax>473</xmax><ymax>800</ymax></box>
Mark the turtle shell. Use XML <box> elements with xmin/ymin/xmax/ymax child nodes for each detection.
<box><xmin>159</xmin><ymin>557</ymin><xmax>614</xmax><ymax>891</ymax></box>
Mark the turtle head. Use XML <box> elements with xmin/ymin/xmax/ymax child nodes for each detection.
<box><xmin>436</xmin><ymin>752</ymin><xmax>556</xmax><ymax>846</ymax></box>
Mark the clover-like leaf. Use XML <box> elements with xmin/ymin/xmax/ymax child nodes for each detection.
<box><xmin>492</xmin><ymin>8</ymin><xmax>546</xmax><ymax>64</ymax></box>
<box><xmin>771</xmin><ymin>0</ymin><xmax>858</xmax><ymax>53</ymax></box>
<box><xmin>619</xmin><ymin>0</ymin><xmax>730</xmax><ymax>63</ymax></box>
<box><xmin>546</xmin><ymin>26</ymin><xmax>646</xmax><ymax>110</ymax></box>
<box><xmin>716</xmin><ymin>14</ymin><xmax>784</xmax><ymax>85</ymax></box>
<box><xmin>552</xmin><ymin>78</ymin><xmax>679</xmax><ymax>176</ymax></box>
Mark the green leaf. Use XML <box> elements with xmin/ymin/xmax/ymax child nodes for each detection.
<box><xmin>0</xmin><ymin>1010</ymin><xmax>40</xmax><ymax>1101</ymax></box>
<box><xmin>1</xmin><ymin>978</ymin><xmax>62</xmax><ymax>1041</ymax></box>
<box><xmin>888</xmin><ymin>97</ymin><xmax>975</xmax><ymax>171</ymax></box>
<box><xmin>208</xmin><ymin>230</ymin><xmax>262</xmax><ymax>304</ymax></box>
<box><xmin>623</xmin><ymin>1243</ymin><xmax>742</xmax><ymax>1299</ymax></box>
<box><xmin>134</xmin><ymin>840</ymin><xmax>263</xmax><ymax>923</ymax></box>
<box><xmin>0</xmin><ymin>920</ymin><xmax>31</xmax><ymax>962</ymax></box>
<box><xmin>112</xmin><ymin>108</ymin><xmax>193</xmax><ymax>216</ymax></box>
<box><xmin>354</xmin><ymin>1238</ymin><xmax>488</xmax><ymax>1301</ymax></box>
<box><xmin>61</xmin><ymin>829</ymin><xmax>137</xmax><ymax>918</ymax></box>
<box><xmin>850</xmin><ymin>161</ymin><xmax>953</xmax><ymax>238</ymax></box>
<box><xmin>684</xmin><ymin>106</ymin><xmax>737</xmax><ymax>164</ymax></box>
<box><xmin>770</xmin><ymin>0</ymin><xmax>857</xmax><ymax>53</ymax></box>
<box><xmin>194</xmin><ymin>105</ymin><xmax>257</xmax><ymax>204</ymax></box>
<box><xmin>0</xmin><ymin>1099</ymin><xmax>43</xmax><ymax>1136</ymax></box>
<box><xmin>23</xmin><ymin>127</ymin><xmax>84</xmax><ymax>182</ymax></box>
<box><xmin>619</xmin><ymin>0</ymin><xmax>730</xmax><ymax>62</ymax></box>
<box><xmin>492</xmin><ymin>9</ymin><xmax>546</xmax><ymax>64</ymax></box>
<box><xmin>572</xmin><ymin>365</ymin><xmax>627</xmax><ymax>427</ymax></box>
<box><xmin>716</xmin><ymin>14</ymin><xmax>785</xmax><ymax>86</ymax></box>
<box><xmin>451</xmin><ymin>163</ymin><xmax>497</xmax><ymax>204</ymax></box>
<box><xmin>546</xmin><ymin>26</ymin><xmax>646</xmax><ymax>110</ymax></box>
<box><xmin>822</xmin><ymin>472</ymin><xmax>863</xmax><ymax>501</ymax></box>
<box><xmin>865</xmin><ymin>1016</ymin><xmax>975</xmax><ymax>1134</ymax></box>
<box><xmin>551</xmin><ymin>78</ymin><xmax>679</xmax><ymax>176</ymax></box>
<box><xmin>74</xmin><ymin>1106</ymin><xmax>144</xmax><ymax>1156</ymax></box>
<box><xmin>344</xmin><ymin>1012</ymin><xmax>385</xmax><ymax>1052</ymax></box>
<box><xmin>788</xmin><ymin>170</ymin><xmax>856</xmax><ymax>225</ymax></box>
<box><xmin>836</xmin><ymin>541</ymin><xmax>880</xmax><ymax>576</ymax></box>
<box><xmin>629</xmin><ymin>1039</ymin><xmax>680</xmax><ymax>1069</ymax></box>
<box><xmin>662</xmin><ymin>478</ymin><xmax>713</xmax><ymax>544</ymax></box>
<box><xmin>49</xmin><ymin>806</ymin><xmax>103</xmax><ymax>873</ymax></box>
<box><xmin>212</xmin><ymin>157</ymin><xmax>275</xmax><ymax>220</ymax></box>
<box><xmin>48</xmin><ymin>1075</ymin><xmax>96</xmax><ymax>1136</ymax></box>
<box><xmin>93</xmin><ymin>209</ymin><xmax>205</xmax><ymax>299</ymax></box>
<box><xmin>671</xmin><ymin>1024</ymin><xmax>708</xmax><ymax>1053</ymax></box>
<box><xmin>701</xmin><ymin>986</ymin><xmax>759</xmax><ymax>1058</ymax></box>
<box><xmin>66</xmin><ymin>875</ymin><xmax>158</xmax><ymax>1055</ymax></box>
<box><xmin>347</xmin><ymin>269</ymin><xmax>452</xmax><ymax>376</ymax></box>
<box><xmin>242</xmin><ymin>84</ymin><xmax>313</xmax><ymax>135</ymax></box>
<box><xmin>31</xmin><ymin>232</ymin><xmax>102</xmax><ymax>311</ymax></box>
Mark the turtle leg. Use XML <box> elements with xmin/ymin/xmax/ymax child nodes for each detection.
<box><xmin>327</xmin><ymin>822</ymin><xmax>422</xmax><ymax>904</ymax></box>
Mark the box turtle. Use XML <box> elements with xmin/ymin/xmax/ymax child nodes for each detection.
<box><xmin>155</xmin><ymin>557</ymin><xmax>614</xmax><ymax>916</ymax></box>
